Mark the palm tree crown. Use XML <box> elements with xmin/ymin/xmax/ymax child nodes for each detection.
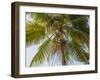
<box><xmin>26</xmin><ymin>12</ymin><xmax>89</xmax><ymax>67</ymax></box>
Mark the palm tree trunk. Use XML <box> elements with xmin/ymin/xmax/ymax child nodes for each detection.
<box><xmin>58</xmin><ymin>28</ymin><xmax>66</xmax><ymax>65</ymax></box>
<box><xmin>61</xmin><ymin>44</ymin><xmax>66</xmax><ymax>65</ymax></box>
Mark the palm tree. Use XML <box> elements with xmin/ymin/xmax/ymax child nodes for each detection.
<box><xmin>26</xmin><ymin>12</ymin><xmax>89</xmax><ymax>67</ymax></box>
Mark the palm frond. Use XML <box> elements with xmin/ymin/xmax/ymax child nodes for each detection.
<box><xmin>30</xmin><ymin>13</ymin><xmax>60</xmax><ymax>35</ymax></box>
<box><xmin>64</xmin><ymin>41</ymin><xmax>89</xmax><ymax>64</ymax></box>
<box><xmin>26</xmin><ymin>22</ymin><xmax>46</xmax><ymax>45</ymax></box>
<box><xmin>64</xmin><ymin>28</ymin><xmax>89</xmax><ymax>64</ymax></box>
<box><xmin>72</xmin><ymin>41</ymin><xmax>89</xmax><ymax>64</ymax></box>
<box><xmin>29</xmin><ymin>38</ymin><xmax>53</xmax><ymax>67</ymax></box>
<box><xmin>31</xmin><ymin>13</ymin><xmax>49</xmax><ymax>23</ymax></box>
<box><xmin>64</xmin><ymin>26</ymin><xmax>89</xmax><ymax>47</ymax></box>
<box><xmin>46</xmin><ymin>14</ymin><xmax>64</xmax><ymax>33</ymax></box>
<box><xmin>70</xmin><ymin>15</ymin><xmax>89</xmax><ymax>34</ymax></box>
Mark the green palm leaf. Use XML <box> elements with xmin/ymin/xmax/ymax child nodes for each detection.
<box><xmin>64</xmin><ymin>41</ymin><xmax>89</xmax><ymax>64</ymax></box>
<box><xmin>64</xmin><ymin>25</ymin><xmax>89</xmax><ymax>64</ymax></box>
<box><xmin>26</xmin><ymin>22</ymin><xmax>46</xmax><ymax>45</ymax></box>
<box><xmin>64</xmin><ymin>26</ymin><xmax>89</xmax><ymax>47</ymax></box>
<box><xmin>70</xmin><ymin>15</ymin><xmax>89</xmax><ymax>34</ymax></box>
<box><xmin>71</xmin><ymin>41</ymin><xmax>89</xmax><ymax>64</ymax></box>
<box><xmin>31</xmin><ymin>13</ymin><xmax>49</xmax><ymax>23</ymax></box>
<box><xmin>30</xmin><ymin>38</ymin><xmax>53</xmax><ymax>67</ymax></box>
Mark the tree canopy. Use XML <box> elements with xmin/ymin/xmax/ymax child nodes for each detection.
<box><xmin>26</xmin><ymin>12</ymin><xmax>89</xmax><ymax>67</ymax></box>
